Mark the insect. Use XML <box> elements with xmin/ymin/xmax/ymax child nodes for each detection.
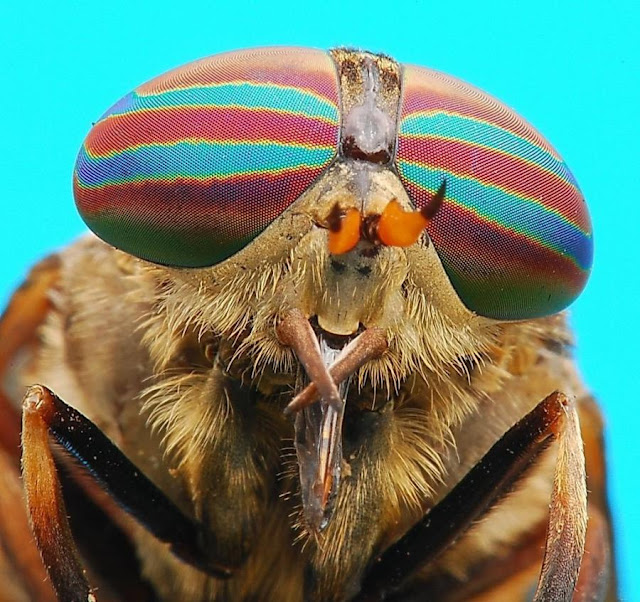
<box><xmin>0</xmin><ymin>46</ymin><xmax>616</xmax><ymax>601</ymax></box>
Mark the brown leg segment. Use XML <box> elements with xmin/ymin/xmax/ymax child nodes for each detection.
<box><xmin>0</xmin><ymin>445</ymin><xmax>57</xmax><ymax>601</ymax></box>
<box><xmin>22</xmin><ymin>387</ymin><xmax>95</xmax><ymax>602</ymax></box>
<box><xmin>356</xmin><ymin>392</ymin><xmax>589</xmax><ymax>602</ymax></box>
<box><xmin>408</xmin><ymin>504</ymin><xmax>611</xmax><ymax>602</ymax></box>
<box><xmin>467</xmin><ymin>502</ymin><xmax>609</xmax><ymax>602</ymax></box>
<box><xmin>578</xmin><ymin>397</ymin><xmax>618</xmax><ymax>601</ymax></box>
<box><xmin>0</xmin><ymin>254</ymin><xmax>60</xmax><ymax>456</ymax></box>
<box><xmin>533</xmin><ymin>395</ymin><xmax>587</xmax><ymax>602</ymax></box>
<box><xmin>574</xmin><ymin>505</ymin><xmax>611</xmax><ymax>602</ymax></box>
<box><xmin>21</xmin><ymin>385</ymin><xmax>235</xmax><ymax>601</ymax></box>
<box><xmin>0</xmin><ymin>255</ymin><xmax>88</xmax><ymax>600</ymax></box>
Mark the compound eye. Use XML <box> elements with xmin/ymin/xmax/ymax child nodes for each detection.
<box><xmin>396</xmin><ymin>65</ymin><xmax>593</xmax><ymax>320</ymax></box>
<box><xmin>73</xmin><ymin>48</ymin><xmax>340</xmax><ymax>267</ymax></box>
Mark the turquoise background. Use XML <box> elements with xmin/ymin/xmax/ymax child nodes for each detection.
<box><xmin>2</xmin><ymin>1</ymin><xmax>638</xmax><ymax>598</ymax></box>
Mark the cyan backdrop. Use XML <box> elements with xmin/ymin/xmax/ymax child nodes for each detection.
<box><xmin>2</xmin><ymin>1</ymin><xmax>638</xmax><ymax>599</ymax></box>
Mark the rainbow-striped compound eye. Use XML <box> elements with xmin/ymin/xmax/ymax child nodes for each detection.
<box><xmin>396</xmin><ymin>65</ymin><xmax>593</xmax><ymax>320</ymax></box>
<box><xmin>73</xmin><ymin>48</ymin><xmax>340</xmax><ymax>267</ymax></box>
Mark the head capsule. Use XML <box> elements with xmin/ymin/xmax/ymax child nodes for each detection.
<box><xmin>73</xmin><ymin>47</ymin><xmax>593</xmax><ymax>322</ymax></box>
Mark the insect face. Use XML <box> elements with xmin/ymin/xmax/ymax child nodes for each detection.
<box><xmin>72</xmin><ymin>46</ymin><xmax>594</xmax><ymax>532</ymax></box>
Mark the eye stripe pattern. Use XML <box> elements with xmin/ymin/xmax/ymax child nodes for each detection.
<box><xmin>73</xmin><ymin>49</ymin><xmax>592</xmax><ymax>321</ymax></box>
<box><xmin>400</xmin><ymin>111</ymin><xmax>564</xmax><ymax>163</ymax></box>
<box><xmin>397</xmin><ymin>64</ymin><xmax>592</xmax><ymax>319</ymax></box>
<box><xmin>399</xmin><ymin>162</ymin><xmax>591</xmax><ymax>267</ymax></box>
<box><xmin>76</xmin><ymin>141</ymin><xmax>336</xmax><ymax>185</ymax></box>
<box><xmin>83</xmin><ymin>106</ymin><xmax>339</xmax><ymax>157</ymax></box>
<box><xmin>103</xmin><ymin>83</ymin><xmax>339</xmax><ymax>119</ymax></box>
<box><xmin>74</xmin><ymin>47</ymin><xmax>340</xmax><ymax>267</ymax></box>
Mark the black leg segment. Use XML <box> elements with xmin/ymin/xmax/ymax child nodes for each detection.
<box><xmin>21</xmin><ymin>385</ymin><xmax>232</xmax><ymax>602</ymax></box>
<box><xmin>357</xmin><ymin>391</ymin><xmax>587</xmax><ymax>602</ymax></box>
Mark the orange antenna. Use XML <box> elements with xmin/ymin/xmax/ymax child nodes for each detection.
<box><xmin>377</xmin><ymin>179</ymin><xmax>446</xmax><ymax>247</ymax></box>
<box><xmin>377</xmin><ymin>200</ymin><xmax>428</xmax><ymax>247</ymax></box>
<box><xmin>327</xmin><ymin>206</ymin><xmax>362</xmax><ymax>255</ymax></box>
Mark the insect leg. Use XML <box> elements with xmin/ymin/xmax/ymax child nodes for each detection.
<box><xmin>578</xmin><ymin>396</ymin><xmax>618</xmax><ymax>600</ymax></box>
<box><xmin>21</xmin><ymin>385</ymin><xmax>233</xmax><ymax>602</ymax></box>
<box><xmin>0</xmin><ymin>443</ymin><xmax>57</xmax><ymax>601</ymax></box>
<box><xmin>0</xmin><ymin>257</ymin><xmax>61</xmax><ymax>599</ymax></box>
<box><xmin>532</xmin><ymin>394</ymin><xmax>586</xmax><ymax>602</ymax></box>
<box><xmin>0</xmin><ymin>254</ymin><xmax>60</xmax><ymax>455</ymax></box>
<box><xmin>573</xmin><ymin>504</ymin><xmax>611</xmax><ymax>602</ymax></box>
<box><xmin>357</xmin><ymin>391</ymin><xmax>587</xmax><ymax>602</ymax></box>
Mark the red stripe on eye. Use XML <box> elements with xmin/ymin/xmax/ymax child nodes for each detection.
<box><xmin>137</xmin><ymin>48</ymin><xmax>339</xmax><ymax>98</ymax></box>
<box><xmin>427</xmin><ymin>200</ymin><xmax>587</xmax><ymax>290</ymax></box>
<box><xmin>74</xmin><ymin>167</ymin><xmax>320</xmax><ymax>228</ymax></box>
<box><xmin>401</xmin><ymin>65</ymin><xmax>557</xmax><ymax>157</ymax></box>
<box><xmin>396</xmin><ymin>136</ymin><xmax>588</xmax><ymax>229</ymax></box>
<box><xmin>86</xmin><ymin>107</ymin><xmax>338</xmax><ymax>156</ymax></box>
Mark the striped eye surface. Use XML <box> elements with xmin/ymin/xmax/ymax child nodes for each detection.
<box><xmin>396</xmin><ymin>65</ymin><xmax>593</xmax><ymax>320</ymax></box>
<box><xmin>74</xmin><ymin>47</ymin><xmax>340</xmax><ymax>267</ymax></box>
